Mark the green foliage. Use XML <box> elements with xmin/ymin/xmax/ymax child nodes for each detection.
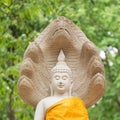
<box><xmin>0</xmin><ymin>0</ymin><xmax>120</xmax><ymax>119</ymax></box>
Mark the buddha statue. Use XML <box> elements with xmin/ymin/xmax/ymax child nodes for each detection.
<box><xmin>18</xmin><ymin>16</ymin><xmax>105</xmax><ymax>120</ymax></box>
<box><xmin>34</xmin><ymin>50</ymin><xmax>89</xmax><ymax>120</ymax></box>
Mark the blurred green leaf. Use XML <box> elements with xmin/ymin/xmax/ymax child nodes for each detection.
<box><xmin>0</xmin><ymin>0</ymin><xmax>120</xmax><ymax>119</ymax></box>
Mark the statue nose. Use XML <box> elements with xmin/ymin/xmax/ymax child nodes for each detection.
<box><xmin>59</xmin><ymin>81</ymin><xmax>62</xmax><ymax>84</ymax></box>
<box><xmin>60</xmin><ymin>81</ymin><xmax>62</xmax><ymax>84</ymax></box>
<box><xmin>59</xmin><ymin>79</ymin><xmax>63</xmax><ymax>84</ymax></box>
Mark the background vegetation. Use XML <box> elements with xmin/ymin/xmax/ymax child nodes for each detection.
<box><xmin>0</xmin><ymin>0</ymin><xmax>120</xmax><ymax>120</ymax></box>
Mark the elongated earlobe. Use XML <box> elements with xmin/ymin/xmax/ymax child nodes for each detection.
<box><xmin>69</xmin><ymin>83</ymin><xmax>73</xmax><ymax>96</ymax></box>
<box><xmin>49</xmin><ymin>83</ymin><xmax>53</xmax><ymax>96</ymax></box>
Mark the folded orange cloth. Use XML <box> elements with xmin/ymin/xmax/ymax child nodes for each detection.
<box><xmin>45</xmin><ymin>97</ymin><xmax>89</xmax><ymax>120</ymax></box>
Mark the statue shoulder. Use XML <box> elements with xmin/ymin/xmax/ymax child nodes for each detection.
<box><xmin>37</xmin><ymin>96</ymin><xmax>55</xmax><ymax>105</ymax></box>
<box><xmin>39</xmin><ymin>96</ymin><xmax>61</xmax><ymax>111</ymax></box>
<box><xmin>40</xmin><ymin>96</ymin><xmax>55</xmax><ymax>103</ymax></box>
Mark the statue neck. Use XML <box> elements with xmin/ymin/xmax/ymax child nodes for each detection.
<box><xmin>53</xmin><ymin>91</ymin><xmax>70</xmax><ymax>98</ymax></box>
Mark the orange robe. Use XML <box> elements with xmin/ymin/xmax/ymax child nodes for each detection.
<box><xmin>45</xmin><ymin>97</ymin><xmax>89</xmax><ymax>120</ymax></box>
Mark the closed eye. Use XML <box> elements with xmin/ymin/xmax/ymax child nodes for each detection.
<box><xmin>55</xmin><ymin>75</ymin><xmax>60</xmax><ymax>80</ymax></box>
<box><xmin>62</xmin><ymin>75</ymin><xmax>68</xmax><ymax>80</ymax></box>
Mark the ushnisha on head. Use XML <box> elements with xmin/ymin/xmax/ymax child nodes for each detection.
<box><xmin>51</xmin><ymin>50</ymin><xmax>72</xmax><ymax>78</ymax></box>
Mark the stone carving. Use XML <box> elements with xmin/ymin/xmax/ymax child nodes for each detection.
<box><xmin>34</xmin><ymin>50</ymin><xmax>89</xmax><ymax>119</ymax></box>
<box><xmin>50</xmin><ymin>50</ymin><xmax>73</xmax><ymax>97</ymax></box>
<box><xmin>18</xmin><ymin>16</ymin><xmax>105</xmax><ymax>109</ymax></box>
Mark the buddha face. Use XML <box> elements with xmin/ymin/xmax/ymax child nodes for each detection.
<box><xmin>51</xmin><ymin>72</ymin><xmax>72</xmax><ymax>94</ymax></box>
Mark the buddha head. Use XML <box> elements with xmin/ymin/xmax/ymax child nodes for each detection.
<box><xmin>50</xmin><ymin>50</ymin><xmax>73</xmax><ymax>96</ymax></box>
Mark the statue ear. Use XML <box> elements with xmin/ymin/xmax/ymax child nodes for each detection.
<box><xmin>49</xmin><ymin>83</ymin><xmax>53</xmax><ymax>96</ymax></box>
<box><xmin>71</xmin><ymin>79</ymin><xmax>73</xmax><ymax>84</ymax></box>
<box><xmin>69</xmin><ymin>82</ymin><xmax>73</xmax><ymax>96</ymax></box>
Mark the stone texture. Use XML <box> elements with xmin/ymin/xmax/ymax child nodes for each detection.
<box><xmin>18</xmin><ymin>16</ymin><xmax>105</xmax><ymax>108</ymax></box>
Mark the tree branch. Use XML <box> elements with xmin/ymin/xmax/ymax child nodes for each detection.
<box><xmin>9</xmin><ymin>86</ymin><xmax>15</xmax><ymax>120</ymax></box>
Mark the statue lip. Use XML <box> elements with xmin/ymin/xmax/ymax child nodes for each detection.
<box><xmin>53</xmin><ymin>28</ymin><xmax>70</xmax><ymax>37</ymax></box>
<box><xmin>58</xmin><ymin>84</ymin><xmax>64</xmax><ymax>87</ymax></box>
